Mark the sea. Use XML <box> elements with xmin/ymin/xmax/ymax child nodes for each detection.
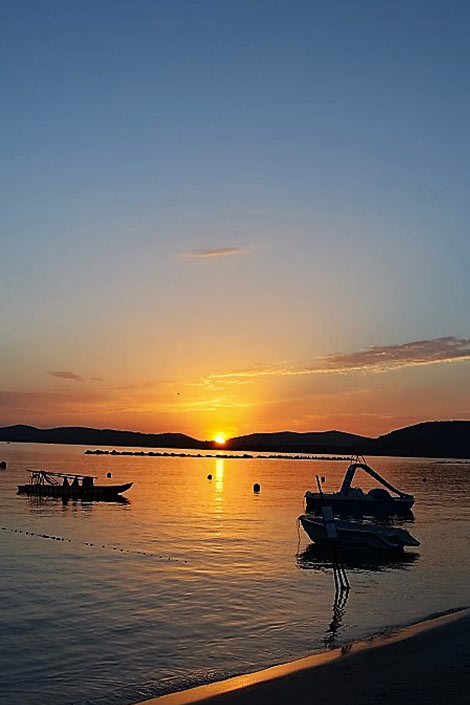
<box><xmin>1</xmin><ymin>442</ymin><xmax>469</xmax><ymax>705</ymax></box>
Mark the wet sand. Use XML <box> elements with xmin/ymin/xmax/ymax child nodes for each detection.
<box><xmin>136</xmin><ymin>608</ymin><xmax>470</xmax><ymax>705</ymax></box>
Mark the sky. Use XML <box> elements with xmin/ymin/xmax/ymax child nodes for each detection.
<box><xmin>1</xmin><ymin>0</ymin><xmax>469</xmax><ymax>440</ymax></box>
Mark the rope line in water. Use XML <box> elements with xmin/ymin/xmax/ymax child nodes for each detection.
<box><xmin>0</xmin><ymin>526</ymin><xmax>187</xmax><ymax>563</ymax></box>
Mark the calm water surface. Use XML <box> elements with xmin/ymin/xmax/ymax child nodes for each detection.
<box><xmin>1</xmin><ymin>443</ymin><xmax>469</xmax><ymax>705</ymax></box>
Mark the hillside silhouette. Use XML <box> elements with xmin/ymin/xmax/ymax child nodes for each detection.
<box><xmin>226</xmin><ymin>430</ymin><xmax>370</xmax><ymax>453</ymax></box>
<box><xmin>0</xmin><ymin>421</ymin><xmax>469</xmax><ymax>458</ymax></box>
<box><xmin>0</xmin><ymin>425</ymin><xmax>211</xmax><ymax>450</ymax></box>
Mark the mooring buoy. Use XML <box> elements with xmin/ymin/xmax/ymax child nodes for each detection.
<box><xmin>253</xmin><ymin>483</ymin><xmax>260</xmax><ymax>493</ymax></box>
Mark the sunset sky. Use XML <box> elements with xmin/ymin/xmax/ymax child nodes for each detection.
<box><xmin>1</xmin><ymin>1</ymin><xmax>469</xmax><ymax>439</ymax></box>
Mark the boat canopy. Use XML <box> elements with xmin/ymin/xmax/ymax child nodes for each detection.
<box><xmin>28</xmin><ymin>470</ymin><xmax>97</xmax><ymax>485</ymax></box>
<box><xmin>339</xmin><ymin>460</ymin><xmax>410</xmax><ymax>498</ymax></box>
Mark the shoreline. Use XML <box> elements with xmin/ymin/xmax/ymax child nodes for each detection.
<box><xmin>84</xmin><ymin>449</ymin><xmax>348</xmax><ymax>461</ymax></box>
<box><xmin>134</xmin><ymin>606</ymin><xmax>470</xmax><ymax>705</ymax></box>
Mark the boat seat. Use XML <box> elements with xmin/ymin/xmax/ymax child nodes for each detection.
<box><xmin>345</xmin><ymin>487</ymin><xmax>365</xmax><ymax>497</ymax></box>
<box><xmin>368</xmin><ymin>488</ymin><xmax>392</xmax><ymax>499</ymax></box>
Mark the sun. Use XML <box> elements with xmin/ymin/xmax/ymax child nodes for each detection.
<box><xmin>214</xmin><ymin>433</ymin><xmax>226</xmax><ymax>445</ymax></box>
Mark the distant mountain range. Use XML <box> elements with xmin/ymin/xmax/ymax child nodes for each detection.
<box><xmin>0</xmin><ymin>425</ymin><xmax>207</xmax><ymax>450</ymax></box>
<box><xmin>0</xmin><ymin>421</ymin><xmax>469</xmax><ymax>458</ymax></box>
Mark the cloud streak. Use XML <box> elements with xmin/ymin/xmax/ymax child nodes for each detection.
<box><xmin>115</xmin><ymin>380</ymin><xmax>174</xmax><ymax>390</ymax></box>
<box><xmin>181</xmin><ymin>247</ymin><xmax>245</xmax><ymax>259</ymax></box>
<box><xmin>320</xmin><ymin>337</ymin><xmax>470</xmax><ymax>373</ymax></box>
<box><xmin>48</xmin><ymin>371</ymin><xmax>105</xmax><ymax>383</ymax></box>
<box><xmin>48</xmin><ymin>370</ymin><xmax>84</xmax><ymax>382</ymax></box>
<box><xmin>204</xmin><ymin>337</ymin><xmax>470</xmax><ymax>383</ymax></box>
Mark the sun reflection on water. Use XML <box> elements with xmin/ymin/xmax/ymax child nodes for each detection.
<box><xmin>214</xmin><ymin>458</ymin><xmax>224</xmax><ymax>504</ymax></box>
<box><xmin>212</xmin><ymin>458</ymin><xmax>225</xmax><ymax>541</ymax></box>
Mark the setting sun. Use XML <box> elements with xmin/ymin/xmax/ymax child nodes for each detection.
<box><xmin>214</xmin><ymin>433</ymin><xmax>226</xmax><ymax>445</ymax></box>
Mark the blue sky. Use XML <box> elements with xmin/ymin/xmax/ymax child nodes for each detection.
<box><xmin>1</xmin><ymin>1</ymin><xmax>469</xmax><ymax>436</ymax></box>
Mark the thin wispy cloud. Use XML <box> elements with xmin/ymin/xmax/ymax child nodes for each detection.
<box><xmin>320</xmin><ymin>337</ymin><xmax>470</xmax><ymax>373</ymax></box>
<box><xmin>48</xmin><ymin>371</ymin><xmax>105</xmax><ymax>383</ymax></box>
<box><xmin>101</xmin><ymin>395</ymin><xmax>253</xmax><ymax>416</ymax></box>
<box><xmin>187</xmin><ymin>377</ymin><xmax>250</xmax><ymax>391</ymax></box>
<box><xmin>164</xmin><ymin>396</ymin><xmax>253</xmax><ymax>414</ymax></box>
<box><xmin>48</xmin><ymin>370</ymin><xmax>84</xmax><ymax>382</ymax></box>
<box><xmin>204</xmin><ymin>337</ymin><xmax>470</xmax><ymax>383</ymax></box>
<box><xmin>115</xmin><ymin>380</ymin><xmax>174</xmax><ymax>390</ymax></box>
<box><xmin>181</xmin><ymin>247</ymin><xmax>245</xmax><ymax>259</ymax></box>
<box><xmin>116</xmin><ymin>381</ymin><xmax>158</xmax><ymax>391</ymax></box>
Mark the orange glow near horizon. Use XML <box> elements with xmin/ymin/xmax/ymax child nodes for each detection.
<box><xmin>2</xmin><ymin>351</ymin><xmax>470</xmax><ymax>439</ymax></box>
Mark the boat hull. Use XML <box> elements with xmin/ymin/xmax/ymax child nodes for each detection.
<box><xmin>299</xmin><ymin>514</ymin><xmax>419</xmax><ymax>552</ymax></box>
<box><xmin>305</xmin><ymin>491</ymin><xmax>414</xmax><ymax>516</ymax></box>
<box><xmin>17</xmin><ymin>482</ymin><xmax>132</xmax><ymax>501</ymax></box>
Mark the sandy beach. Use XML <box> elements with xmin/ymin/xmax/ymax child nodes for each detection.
<box><xmin>137</xmin><ymin>608</ymin><xmax>470</xmax><ymax>705</ymax></box>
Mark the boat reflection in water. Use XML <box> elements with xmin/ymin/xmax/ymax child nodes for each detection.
<box><xmin>25</xmin><ymin>492</ymin><xmax>130</xmax><ymax>508</ymax></box>
<box><xmin>298</xmin><ymin>544</ymin><xmax>420</xmax><ymax>647</ymax></box>
<box><xmin>297</xmin><ymin>542</ymin><xmax>420</xmax><ymax>573</ymax></box>
<box><xmin>297</xmin><ymin>538</ymin><xmax>420</xmax><ymax>647</ymax></box>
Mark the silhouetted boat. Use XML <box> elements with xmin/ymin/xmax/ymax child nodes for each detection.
<box><xmin>305</xmin><ymin>457</ymin><xmax>414</xmax><ymax>516</ymax></box>
<box><xmin>299</xmin><ymin>513</ymin><xmax>420</xmax><ymax>552</ymax></box>
<box><xmin>17</xmin><ymin>470</ymin><xmax>132</xmax><ymax>501</ymax></box>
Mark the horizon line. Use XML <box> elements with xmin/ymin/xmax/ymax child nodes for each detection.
<box><xmin>0</xmin><ymin>418</ymin><xmax>468</xmax><ymax>443</ymax></box>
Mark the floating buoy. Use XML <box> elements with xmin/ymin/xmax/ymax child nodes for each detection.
<box><xmin>0</xmin><ymin>460</ymin><xmax>7</xmax><ymax>469</ymax></box>
<box><xmin>253</xmin><ymin>483</ymin><xmax>260</xmax><ymax>493</ymax></box>
<box><xmin>207</xmin><ymin>474</ymin><xmax>212</xmax><ymax>480</ymax></box>
<box><xmin>107</xmin><ymin>472</ymin><xmax>112</xmax><ymax>478</ymax></box>
<box><xmin>321</xmin><ymin>476</ymin><xmax>326</xmax><ymax>483</ymax></box>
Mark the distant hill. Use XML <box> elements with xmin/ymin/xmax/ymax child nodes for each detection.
<box><xmin>0</xmin><ymin>424</ymin><xmax>211</xmax><ymax>450</ymax></box>
<box><xmin>225</xmin><ymin>422</ymin><xmax>470</xmax><ymax>458</ymax></box>
<box><xmin>365</xmin><ymin>421</ymin><xmax>470</xmax><ymax>459</ymax></box>
<box><xmin>0</xmin><ymin>420</ymin><xmax>469</xmax><ymax>458</ymax></box>
<box><xmin>226</xmin><ymin>430</ymin><xmax>370</xmax><ymax>453</ymax></box>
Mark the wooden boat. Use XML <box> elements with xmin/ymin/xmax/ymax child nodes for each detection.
<box><xmin>299</xmin><ymin>513</ymin><xmax>420</xmax><ymax>552</ymax></box>
<box><xmin>17</xmin><ymin>470</ymin><xmax>132</xmax><ymax>501</ymax></box>
<box><xmin>305</xmin><ymin>457</ymin><xmax>414</xmax><ymax>516</ymax></box>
